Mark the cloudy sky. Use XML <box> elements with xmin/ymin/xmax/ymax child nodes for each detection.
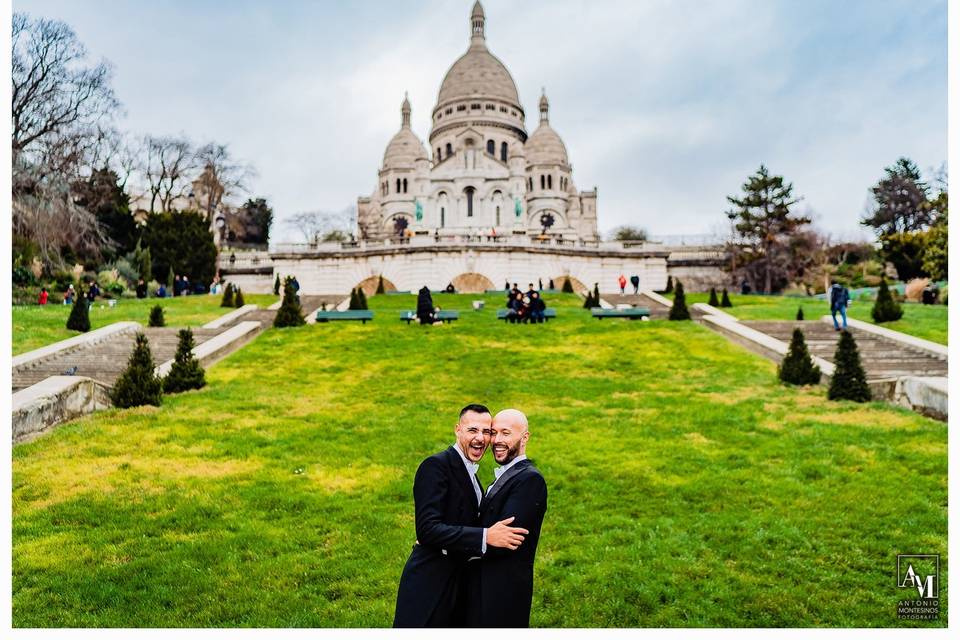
<box><xmin>15</xmin><ymin>0</ymin><xmax>948</xmax><ymax>243</ymax></box>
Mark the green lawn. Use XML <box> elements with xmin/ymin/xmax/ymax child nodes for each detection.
<box><xmin>667</xmin><ymin>292</ymin><xmax>948</xmax><ymax>345</ymax></box>
<box><xmin>12</xmin><ymin>294</ymin><xmax>279</xmax><ymax>356</ymax></box>
<box><xmin>12</xmin><ymin>293</ymin><xmax>947</xmax><ymax>627</ymax></box>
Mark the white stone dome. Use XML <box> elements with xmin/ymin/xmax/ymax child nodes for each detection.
<box><xmin>525</xmin><ymin>91</ymin><xmax>567</xmax><ymax>165</ymax></box>
<box><xmin>383</xmin><ymin>94</ymin><xmax>428</xmax><ymax>169</ymax></box>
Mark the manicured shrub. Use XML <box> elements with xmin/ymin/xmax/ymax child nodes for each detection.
<box><xmin>148</xmin><ymin>304</ymin><xmax>165</xmax><ymax>327</ymax></box>
<box><xmin>110</xmin><ymin>332</ymin><xmax>163</xmax><ymax>408</ymax></box>
<box><xmin>357</xmin><ymin>287</ymin><xmax>368</xmax><ymax>310</ymax></box>
<box><xmin>561</xmin><ymin>278</ymin><xmax>574</xmax><ymax>293</ymax></box>
<box><xmin>871</xmin><ymin>277</ymin><xmax>903</xmax><ymax>323</ymax></box>
<box><xmin>166</xmin><ymin>266</ymin><xmax>175</xmax><ymax>291</ymax></box>
<box><xmin>66</xmin><ymin>287</ymin><xmax>90</xmax><ymax>332</ymax></box>
<box><xmin>234</xmin><ymin>288</ymin><xmax>245</xmax><ymax>308</ymax></box>
<box><xmin>828</xmin><ymin>330</ymin><xmax>871</xmax><ymax>402</ymax></box>
<box><xmin>273</xmin><ymin>277</ymin><xmax>305</xmax><ymax>327</ymax></box>
<box><xmin>720</xmin><ymin>289</ymin><xmax>732</xmax><ymax>308</ymax></box>
<box><xmin>796</xmin><ymin>306</ymin><xmax>804</xmax><ymax>321</ymax></box>
<box><xmin>708</xmin><ymin>288</ymin><xmax>719</xmax><ymax>306</ymax></box>
<box><xmin>163</xmin><ymin>329</ymin><xmax>206</xmax><ymax>393</ymax></box>
<box><xmin>778</xmin><ymin>328</ymin><xmax>821</xmax><ymax>385</ymax></box>
<box><xmin>348</xmin><ymin>288</ymin><xmax>361</xmax><ymax>310</ymax></box>
<box><xmin>593</xmin><ymin>283</ymin><xmax>601</xmax><ymax>303</ymax></box>
<box><xmin>663</xmin><ymin>276</ymin><xmax>673</xmax><ymax>294</ymax></box>
<box><xmin>376</xmin><ymin>274</ymin><xmax>385</xmax><ymax>294</ymax></box>
<box><xmin>220</xmin><ymin>282</ymin><xmax>234</xmax><ymax>308</ymax></box>
<box><xmin>582</xmin><ymin>291</ymin><xmax>594</xmax><ymax>309</ymax></box>
<box><xmin>273</xmin><ymin>274</ymin><xmax>280</xmax><ymax>295</ymax></box>
<box><xmin>669</xmin><ymin>280</ymin><xmax>691</xmax><ymax>320</ymax></box>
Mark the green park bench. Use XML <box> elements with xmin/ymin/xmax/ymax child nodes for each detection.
<box><xmin>496</xmin><ymin>309</ymin><xmax>557</xmax><ymax>321</ymax></box>
<box><xmin>401</xmin><ymin>310</ymin><xmax>460</xmax><ymax>324</ymax></box>
<box><xmin>315</xmin><ymin>310</ymin><xmax>374</xmax><ymax>324</ymax></box>
<box><xmin>591</xmin><ymin>308</ymin><xmax>650</xmax><ymax>320</ymax></box>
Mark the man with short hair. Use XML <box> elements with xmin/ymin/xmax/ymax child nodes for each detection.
<box><xmin>467</xmin><ymin>409</ymin><xmax>548</xmax><ymax>628</ymax></box>
<box><xmin>394</xmin><ymin>404</ymin><xmax>528</xmax><ymax>627</ymax></box>
<box><xmin>829</xmin><ymin>280</ymin><xmax>850</xmax><ymax>330</ymax></box>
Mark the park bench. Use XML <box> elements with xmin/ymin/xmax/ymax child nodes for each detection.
<box><xmin>385</xmin><ymin>290</ymin><xmax>412</xmax><ymax>295</ymax></box>
<box><xmin>315</xmin><ymin>310</ymin><xmax>374</xmax><ymax>324</ymax></box>
<box><xmin>401</xmin><ymin>310</ymin><xmax>460</xmax><ymax>324</ymax></box>
<box><xmin>496</xmin><ymin>309</ymin><xmax>557</xmax><ymax>321</ymax></box>
<box><xmin>591</xmin><ymin>308</ymin><xmax>650</xmax><ymax>320</ymax></box>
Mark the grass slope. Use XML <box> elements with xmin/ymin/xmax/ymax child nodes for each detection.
<box><xmin>12</xmin><ymin>294</ymin><xmax>279</xmax><ymax>355</ymax></box>
<box><xmin>666</xmin><ymin>292</ymin><xmax>948</xmax><ymax>345</ymax></box>
<box><xmin>12</xmin><ymin>293</ymin><xmax>947</xmax><ymax>627</ymax></box>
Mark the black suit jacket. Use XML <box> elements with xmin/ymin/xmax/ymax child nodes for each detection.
<box><xmin>467</xmin><ymin>459</ymin><xmax>548</xmax><ymax>628</ymax></box>
<box><xmin>393</xmin><ymin>446</ymin><xmax>484</xmax><ymax>627</ymax></box>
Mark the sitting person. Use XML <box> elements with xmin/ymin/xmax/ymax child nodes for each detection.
<box><xmin>506</xmin><ymin>292</ymin><xmax>528</xmax><ymax>324</ymax></box>
<box><xmin>529</xmin><ymin>291</ymin><xmax>546</xmax><ymax>323</ymax></box>
<box><xmin>156</xmin><ymin>283</ymin><xmax>167</xmax><ymax>298</ymax></box>
<box><xmin>416</xmin><ymin>286</ymin><xmax>436</xmax><ymax>324</ymax></box>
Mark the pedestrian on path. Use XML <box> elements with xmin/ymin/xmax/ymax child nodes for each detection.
<box><xmin>618</xmin><ymin>274</ymin><xmax>626</xmax><ymax>295</ymax></box>
<box><xmin>829</xmin><ymin>280</ymin><xmax>850</xmax><ymax>331</ymax></box>
<box><xmin>630</xmin><ymin>275</ymin><xmax>640</xmax><ymax>294</ymax></box>
<box><xmin>38</xmin><ymin>287</ymin><xmax>48</xmax><ymax>305</ymax></box>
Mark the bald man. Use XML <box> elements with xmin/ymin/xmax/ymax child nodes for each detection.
<box><xmin>467</xmin><ymin>409</ymin><xmax>548</xmax><ymax>628</ymax></box>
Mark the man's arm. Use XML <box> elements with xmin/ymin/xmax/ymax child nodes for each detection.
<box><xmin>413</xmin><ymin>457</ymin><xmax>484</xmax><ymax>556</ymax></box>
<box><xmin>484</xmin><ymin>473</ymin><xmax>547</xmax><ymax>558</ymax></box>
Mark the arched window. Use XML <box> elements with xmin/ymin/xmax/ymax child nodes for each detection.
<box><xmin>540</xmin><ymin>175</ymin><xmax>545</xmax><ymax>190</ymax></box>
<box><xmin>396</xmin><ymin>178</ymin><xmax>401</xmax><ymax>193</ymax></box>
<box><xmin>487</xmin><ymin>139</ymin><xmax>495</xmax><ymax>155</ymax></box>
<box><xmin>465</xmin><ymin>187</ymin><xmax>475</xmax><ymax>217</ymax></box>
<box><xmin>445</xmin><ymin>143</ymin><xmax>453</xmax><ymax>157</ymax></box>
<box><xmin>403</xmin><ymin>178</ymin><xmax>408</xmax><ymax>193</ymax></box>
<box><xmin>548</xmin><ymin>175</ymin><xmax>553</xmax><ymax>190</ymax></box>
<box><xmin>500</xmin><ymin>142</ymin><xmax>508</xmax><ymax>162</ymax></box>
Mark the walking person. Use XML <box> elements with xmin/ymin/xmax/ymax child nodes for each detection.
<box><xmin>618</xmin><ymin>274</ymin><xmax>626</xmax><ymax>295</ymax></box>
<box><xmin>63</xmin><ymin>284</ymin><xmax>75</xmax><ymax>305</ymax></box>
<box><xmin>38</xmin><ymin>287</ymin><xmax>49</xmax><ymax>305</ymax></box>
<box><xmin>630</xmin><ymin>275</ymin><xmax>640</xmax><ymax>295</ymax></box>
<box><xmin>136</xmin><ymin>278</ymin><xmax>148</xmax><ymax>299</ymax></box>
<box><xmin>829</xmin><ymin>280</ymin><xmax>850</xmax><ymax>331</ymax></box>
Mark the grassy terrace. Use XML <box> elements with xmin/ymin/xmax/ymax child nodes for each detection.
<box><xmin>12</xmin><ymin>294</ymin><xmax>279</xmax><ymax>356</ymax></box>
<box><xmin>665</xmin><ymin>291</ymin><xmax>948</xmax><ymax>345</ymax></box>
<box><xmin>12</xmin><ymin>292</ymin><xmax>947</xmax><ymax>627</ymax></box>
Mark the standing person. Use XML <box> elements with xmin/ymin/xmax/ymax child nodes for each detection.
<box><xmin>173</xmin><ymin>275</ymin><xmax>181</xmax><ymax>297</ymax></box>
<box><xmin>829</xmin><ymin>280</ymin><xmax>850</xmax><ymax>331</ymax></box>
<box><xmin>466</xmin><ymin>409</ymin><xmax>547</xmax><ymax>628</ymax></box>
<box><xmin>630</xmin><ymin>275</ymin><xmax>640</xmax><ymax>294</ymax></box>
<box><xmin>38</xmin><ymin>287</ymin><xmax>49</xmax><ymax>305</ymax></box>
<box><xmin>618</xmin><ymin>274</ymin><xmax>627</xmax><ymax>295</ymax></box>
<box><xmin>136</xmin><ymin>278</ymin><xmax>147</xmax><ymax>299</ymax></box>
<box><xmin>393</xmin><ymin>405</ymin><xmax>528</xmax><ymax>628</ymax></box>
<box><xmin>63</xmin><ymin>284</ymin><xmax>75</xmax><ymax>305</ymax></box>
<box><xmin>292</xmin><ymin>276</ymin><xmax>301</xmax><ymax>304</ymax></box>
<box><xmin>538</xmin><ymin>278</ymin><xmax>543</xmax><ymax>291</ymax></box>
<box><xmin>182</xmin><ymin>275</ymin><xmax>191</xmax><ymax>295</ymax></box>
<box><xmin>87</xmin><ymin>281</ymin><xmax>100</xmax><ymax>305</ymax></box>
<box><xmin>525</xmin><ymin>283</ymin><xmax>536</xmax><ymax>300</ymax></box>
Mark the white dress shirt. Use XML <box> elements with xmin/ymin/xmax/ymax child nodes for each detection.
<box><xmin>487</xmin><ymin>454</ymin><xmax>527</xmax><ymax>494</ymax></box>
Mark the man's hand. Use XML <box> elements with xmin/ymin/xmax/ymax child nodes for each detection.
<box><xmin>486</xmin><ymin>516</ymin><xmax>528</xmax><ymax>550</ymax></box>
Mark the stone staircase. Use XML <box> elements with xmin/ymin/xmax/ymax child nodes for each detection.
<box><xmin>12</xmin><ymin>328</ymin><xmax>224</xmax><ymax>392</ymax></box>
<box><xmin>602</xmin><ymin>293</ymin><xmax>678</xmax><ymax>319</ymax></box>
<box><xmin>740</xmin><ymin>320</ymin><xmax>947</xmax><ymax>381</ymax></box>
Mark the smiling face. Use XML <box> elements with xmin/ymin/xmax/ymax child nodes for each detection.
<box><xmin>455</xmin><ymin>410</ymin><xmax>492</xmax><ymax>463</ymax></box>
<box><xmin>490</xmin><ymin>409</ymin><xmax>529</xmax><ymax>466</ymax></box>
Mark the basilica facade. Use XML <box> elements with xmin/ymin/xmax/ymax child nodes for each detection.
<box><xmin>357</xmin><ymin>1</ymin><xmax>599</xmax><ymax>242</ymax></box>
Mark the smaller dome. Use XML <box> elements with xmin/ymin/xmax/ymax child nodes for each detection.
<box><xmin>383</xmin><ymin>128</ymin><xmax>427</xmax><ymax>170</ymax></box>
<box><xmin>526</xmin><ymin>89</ymin><xmax>567</xmax><ymax>165</ymax></box>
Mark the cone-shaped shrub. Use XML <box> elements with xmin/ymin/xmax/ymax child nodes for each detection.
<box><xmin>593</xmin><ymin>283</ymin><xmax>601</xmax><ymax>302</ymax></box>
<box><xmin>871</xmin><ymin>278</ymin><xmax>903</xmax><ymax>323</ymax></box>
<box><xmin>273</xmin><ymin>274</ymin><xmax>280</xmax><ymax>295</ymax></box>
<box><xmin>234</xmin><ymin>288</ymin><xmax>245</xmax><ymax>308</ymax></box>
<box><xmin>708</xmin><ymin>287</ymin><xmax>719</xmax><ymax>306</ymax></box>
<box><xmin>720</xmin><ymin>289</ymin><xmax>732</xmax><ymax>308</ymax></box>
<box><xmin>220</xmin><ymin>282</ymin><xmax>234</xmax><ymax>307</ymax></box>
<box><xmin>163</xmin><ymin>328</ymin><xmax>206</xmax><ymax>393</ymax></box>
<box><xmin>376</xmin><ymin>274</ymin><xmax>385</xmax><ymax>294</ymax></box>
<box><xmin>669</xmin><ymin>280</ymin><xmax>691</xmax><ymax>320</ymax></box>
<box><xmin>348</xmin><ymin>288</ymin><xmax>361</xmax><ymax>310</ymax></box>
<box><xmin>148</xmin><ymin>304</ymin><xmax>165</xmax><ymax>327</ymax></box>
<box><xmin>357</xmin><ymin>287</ymin><xmax>368</xmax><ymax>310</ymax></box>
<box><xmin>778</xmin><ymin>327</ymin><xmax>821</xmax><ymax>385</ymax></box>
<box><xmin>561</xmin><ymin>278</ymin><xmax>574</xmax><ymax>293</ymax></box>
<box><xmin>166</xmin><ymin>266</ymin><xmax>174</xmax><ymax>291</ymax></box>
<box><xmin>828</xmin><ymin>330</ymin><xmax>871</xmax><ymax>402</ymax></box>
<box><xmin>664</xmin><ymin>276</ymin><xmax>673</xmax><ymax>294</ymax></box>
<box><xmin>273</xmin><ymin>278</ymin><xmax>306</xmax><ymax>327</ymax></box>
<box><xmin>66</xmin><ymin>287</ymin><xmax>90</xmax><ymax>332</ymax></box>
<box><xmin>582</xmin><ymin>292</ymin><xmax>594</xmax><ymax>309</ymax></box>
<box><xmin>111</xmin><ymin>332</ymin><xmax>162</xmax><ymax>408</ymax></box>
<box><xmin>796</xmin><ymin>306</ymin><xmax>804</xmax><ymax>321</ymax></box>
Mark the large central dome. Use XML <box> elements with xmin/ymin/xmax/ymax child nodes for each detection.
<box><xmin>434</xmin><ymin>1</ymin><xmax>521</xmax><ymax>108</ymax></box>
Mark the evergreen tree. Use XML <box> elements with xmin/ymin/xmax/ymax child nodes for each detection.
<box><xmin>148</xmin><ymin>304</ymin><xmax>165</xmax><ymax>327</ymax></box>
<box><xmin>778</xmin><ymin>328</ymin><xmax>821</xmax><ymax>385</ymax></box>
<box><xmin>708</xmin><ymin>287</ymin><xmax>720</xmax><ymax>306</ymax></box>
<box><xmin>163</xmin><ymin>329</ymin><xmax>206</xmax><ymax>393</ymax></box>
<box><xmin>348</xmin><ymin>288</ymin><xmax>360</xmax><ymax>310</ymax></box>
<box><xmin>234</xmin><ymin>288</ymin><xmax>245</xmax><ymax>308</ymax></box>
<box><xmin>828</xmin><ymin>330</ymin><xmax>872</xmax><ymax>402</ymax></box>
<box><xmin>167</xmin><ymin>265</ymin><xmax>175</xmax><ymax>291</ymax></box>
<box><xmin>871</xmin><ymin>277</ymin><xmax>903</xmax><ymax>322</ymax></box>
<box><xmin>376</xmin><ymin>274</ymin><xmax>385</xmax><ymax>294</ymax></box>
<box><xmin>662</xmin><ymin>276</ymin><xmax>673</xmax><ymax>294</ymax></box>
<box><xmin>220</xmin><ymin>282</ymin><xmax>234</xmax><ymax>308</ymax></box>
<box><xmin>358</xmin><ymin>287</ymin><xmax>369</xmax><ymax>309</ymax></box>
<box><xmin>583</xmin><ymin>291</ymin><xmax>594</xmax><ymax>309</ymax></box>
<box><xmin>720</xmin><ymin>289</ymin><xmax>732</xmax><ymax>307</ymax></box>
<box><xmin>110</xmin><ymin>333</ymin><xmax>163</xmax><ymax>408</ymax></box>
<box><xmin>593</xmin><ymin>283</ymin><xmax>601</xmax><ymax>303</ymax></box>
<box><xmin>273</xmin><ymin>274</ymin><xmax>280</xmax><ymax>295</ymax></box>
<box><xmin>66</xmin><ymin>287</ymin><xmax>90</xmax><ymax>332</ymax></box>
<box><xmin>669</xmin><ymin>280</ymin><xmax>691</xmax><ymax>320</ymax></box>
<box><xmin>561</xmin><ymin>278</ymin><xmax>574</xmax><ymax>293</ymax></box>
<box><xmin>274</xmin><ymin>277</ymin><xmax>306</xmax><ymax>327</ymax></box>
<box><xmin>796</xmin><ymin>306</ymin><xmax>804</xmax><ymax>321</ymax></box>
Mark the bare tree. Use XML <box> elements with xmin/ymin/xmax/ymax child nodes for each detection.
<box><xmin>193</xmin><ymin>142</ymin><xmax>255</xmax><ymax>220</ymax></box>
<box><xmin>137</xmin><ymin>134</ymin><xmax>196</xmax><ymax>213</ymax></box>
<box><xmin>286</xmin><ymin>206</ymin><xmax>356</xmax><ymax>243</ymax></box>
